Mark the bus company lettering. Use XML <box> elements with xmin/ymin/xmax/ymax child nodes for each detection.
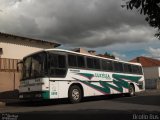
<box><xmin>94</xmin><ymin>73</ymin><xmax>111</xmax><ymax>80</ymax></box>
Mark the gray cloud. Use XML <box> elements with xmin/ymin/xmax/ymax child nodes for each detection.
<box><xmin>0</xmin><ymin>0</ymin><xmax>155</xmax><ymax>47</ymax></box>
<box><xmin>146</xmin><ymin>47</ymin><xmax>160</xmax><ymax>59</ymax></box>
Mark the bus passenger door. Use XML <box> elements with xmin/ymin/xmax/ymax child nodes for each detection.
<box><xmin>49</xmin><ymin>80</ymin><xmax>59</xmax><ymax>99</ymax></box>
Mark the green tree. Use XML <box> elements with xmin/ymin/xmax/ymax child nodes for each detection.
<box><xmin>104</xmin><ymin>52</ymin><xmax>115</xmax><ymax>59</ymax></box>
<box><xmin>122</xmin><ymin>0</ymin><xmax>160</xmax><ymax>39</ymax></box>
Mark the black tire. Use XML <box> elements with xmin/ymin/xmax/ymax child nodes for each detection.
<box><xmin>68</xmin><ymin>85</ymin><xmax>82</xmax><ymax>103</ymax></box>
<box><xmin>128</xmin><ymin>84</ymin><xmax>135</xmax><ymax>97</ymax></box>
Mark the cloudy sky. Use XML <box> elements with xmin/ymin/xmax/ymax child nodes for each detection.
<box><xmin>0</xmin><ymin>0</ymin><xmax>160</xmax><ymax>60</ymax></box>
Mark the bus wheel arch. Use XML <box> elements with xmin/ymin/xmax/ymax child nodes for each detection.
<box><xmin>68</xmin><ymin>83</ymin><xmax>84</xmax><ymax>103</ymax></box>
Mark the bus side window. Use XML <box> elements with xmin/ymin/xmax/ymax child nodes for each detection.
<box><xmin>68</xmin><ymin>54</ymin><xmax>77</xmax><ymax>67</ymax></box>
<box><xmin>49</xmin><ymin>54</ymin><xmax>57</xmax><ymax>76</ymax></box>
<box><xmin>138</xmin><ymin>66</ymin><xmax>143</xmax><ymax>75</ymax></box>
<box><xmin>77</xmin><ymin>56</ymin><xmax>85</xmax><ymax>68</ymax></box>
<box><xmin>102</xmin><ymin>60</ymin><xmax>107</xmax><ymax>70</ymax></box>
<box><xmin>132</xmin><ymin>65</ymin><xmax>142</xmax><ymax>75</ymax></box>
<box><xmin>123</xmin><ymin>64</ymin><xmax>129</xmax><ymax>73</ymax></box>
<box><xmin>113</xmin><ymin>62</ymin><xmax>119</xmax><ymax>72</ymax></box>
<box><xmin>50</xmin><ymin>54</ymin><xmax>58</xmax><ymax>67</ymax></box>
<box><xmin>58</xmin><ymin>55</ymin><xmax>66</xmax><ymax>68</ymax></box>
<box><xmin>94</xmin><ymin>59</ymin><xmax>100</xmax><ymax>69</ymax></box>
<box><xmin>128</xmin><ymin>64</ymin><xmax>132</xmax><ymax>73</ymax></box>
<box><xmin>49</xmin><ymin>54</ymin><xmax>67</xmax><ymax>77</ymax></box>
<box><xmin>119</xmin><ymin>62</ymin><xmax>124</xmax><ymax>72</ymax></box>
<box><xmin>87</xmin><ymin>57</ymin><xmax>94</xmax><ymax>69</ymax></box>
<box><xmin>113</xmin><ymin>62</ymin><xmax>124</xmax><ymax>72</ymax></box>
<box><xmin>102</xmin><ymin>60</ymin><xmax>113</xmax><ymax>71</ymax></box>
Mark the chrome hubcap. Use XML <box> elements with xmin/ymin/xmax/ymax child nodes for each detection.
<box><xmin>72</xmin><ymin>89</ymin><xmax>80</xmax><ymax>101</ymax></box>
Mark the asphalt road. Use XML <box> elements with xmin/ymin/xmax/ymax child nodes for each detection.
<box><xmin>0</xmin><ymin>91</ymin><xmax>160</xmax><ymax>120</ymax></box>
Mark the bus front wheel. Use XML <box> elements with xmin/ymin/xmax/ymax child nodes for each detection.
<box><xmin>68</xmin><ymin>85</ymin><xmax>82</xmax><ymax>103</ymax></box>
<box><xmin>128</xmin><ymin>84</ymin><xmax>135</xmax><ymax>97</ymax></box>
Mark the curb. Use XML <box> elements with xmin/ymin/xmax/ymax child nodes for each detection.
<box><xmin>0</xmin><ymin>101</ymin><xmax>6</xmax><ymax>107</ymax></box>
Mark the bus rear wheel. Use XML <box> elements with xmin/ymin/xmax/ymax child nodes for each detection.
<box><xmin>68</xmin><ymin>85</ymin><xmax>82</xmax><ymax>103</ymax></box>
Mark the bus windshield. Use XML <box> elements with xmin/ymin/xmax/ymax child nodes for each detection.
<box><xmin>22</xmin><ymin>52</ymin><xmax>47</xmax><ymax>80</ymax></box>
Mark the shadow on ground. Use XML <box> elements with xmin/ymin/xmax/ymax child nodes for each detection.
<box><xmin>5</xmin><ymin>94</ymin><xmax>123</xmax><ymax>107</ymax></box>
<box><xmin>0</xmin><ymin>90</ymin><xmax>19</xmax><ymax>99</ymax></box>
<box><xmin>113</xmin><ymin>95</ymin><xmax>160</xmax><ymax>106</ymax></box>
<box><xmin>3</xmin><ymin>93</ymin><xmax>160</xmax><ymax>107</ymax></box>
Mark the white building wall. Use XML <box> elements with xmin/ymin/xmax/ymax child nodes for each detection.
<box><xmin>158</xmin><ymin>67</ymin><xmax>160</xmax><ymax>78</ymax></box>
<box><xmin>80</xmin><ymin>48</ymin><xmax>90</xmax><ymax>54</ymax></box>
<box><xmin>0</xmin><ymin>36</ymin><xmax>54</xmax><ymax>59</ymax></box>
<box><xmin>143</xmin><ymin>67</ymin><xmax>160</xmax><ymax>79</ymax></box>
<box><xmin>0</xmin><ymin>42</ymin><xmax>43</xmax><ymax>59</ymax></box>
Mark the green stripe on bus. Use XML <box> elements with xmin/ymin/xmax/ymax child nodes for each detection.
<box><xmin>112</xmin><ymin>74</ymin><xmax>141</xmax><ymax>83</ymax></box>
<box><xmin>77</xmin><ymin>73</ymin><xmax>94</xmax><ymax>80</ymax></box>
<box><xmin>42</xmin><ymin>91</ymin><xmax>50</xmax><ymax>99</ymax></box>
<box><xmin>75</xmin><ymin>73</ymin><xmax>142</xmax><ymax>94</ymax></box>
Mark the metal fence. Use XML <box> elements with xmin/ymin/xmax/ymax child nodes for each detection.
<box><xmin>0</xmin><ymin>58</ymin><xmax>22</xmax><ymax>92</ymax></box>
<box><xmin>0</xmin><ymin>58</ymin><xmax>22</xmax><ymax>72</ymax></box>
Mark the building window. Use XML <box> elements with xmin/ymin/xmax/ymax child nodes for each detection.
<box><xmin>0</xmin><ymin>48</ymin><xmax>3</xmax><ymax>56</ymax></box>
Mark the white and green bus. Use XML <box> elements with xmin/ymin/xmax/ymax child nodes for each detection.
<box><xmin>19</xmin><ymin>49</ymin><xmax>145</xmax><ymax>103</ymax></box>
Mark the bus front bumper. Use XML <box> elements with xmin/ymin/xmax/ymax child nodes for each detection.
<box><xmin>19</xmin><ymin>91</ymin><xmax>50</xmax><ymax>100</ymax></box>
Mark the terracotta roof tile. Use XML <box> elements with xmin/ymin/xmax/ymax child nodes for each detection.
<box><xmin>0</xmin><ymin>32</ymin><xmax>60</xmax><ymax>47</ymax></box>
<box><xmin>130</xmin><ymin>56</ymin><xmax>160</xmax><ymax>67</ymax></box>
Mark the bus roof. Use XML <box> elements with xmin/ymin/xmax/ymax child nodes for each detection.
<box><xmin>24</xmin><ymin>48</ymin><xmax>142</xmax><ymax>66</ymax></box>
